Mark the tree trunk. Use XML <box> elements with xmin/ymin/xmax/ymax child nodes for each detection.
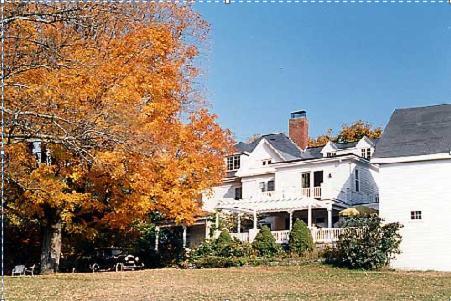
<box><xmin>40</xmin><ymin>211</ymin><xmax>62</xmax><ymax>274</ymax></box>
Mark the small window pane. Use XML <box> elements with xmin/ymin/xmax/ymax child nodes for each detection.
<box><xmin>410</xmin><ymin>211</ymin><xmax>422</xmax><ymax>220</ymax></box>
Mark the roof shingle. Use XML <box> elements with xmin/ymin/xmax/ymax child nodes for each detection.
<box><xmin>373</xmin><ymin>104</ymin><xmax>451</xmax><ymax>158</ymax></box>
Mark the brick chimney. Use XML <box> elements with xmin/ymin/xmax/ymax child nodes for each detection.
<box><xmin>289</xmin><ymin>110</ymin><xmax>309</xmax><ymax>150</ymax></box>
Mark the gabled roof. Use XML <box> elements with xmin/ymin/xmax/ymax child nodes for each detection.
<box><xmin>373</xmin><ymin>104</ymin><xmax>451</xmax><ymax>159</ymax></box>
<box><xmin>235</xmin><ymin>133</ymin><xmax>375</xmax><ymax>162</ymax></box>
<box><xmin>234</xmin><ymin>133</ymin><xmax>303</xmax><ymax>160</ymax></box>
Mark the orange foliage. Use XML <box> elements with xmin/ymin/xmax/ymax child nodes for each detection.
<box><xmin>309</xmin><ymin>121</ymin><xmax>382</xmax><ymax>147</ymax></box>
<box><xmin>5</xmin><ymin>3</ymin><xmax>233</xmax><ymax>237</ymax></box>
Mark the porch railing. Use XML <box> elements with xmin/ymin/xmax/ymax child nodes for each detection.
<box><xmin>301</xmin><ymin>187</ymin><xmax>322</xmax><ymax>199</ymax></box>
<box><xmin>230</xmin><ymin>232</ymin><xmax>250</xmax><ymax>242</ymax></box>
<box><xmin>230</xmin><ymin>228</ymin><xmax>345</xmax><ymax>244</ymax></box>
<box><xmin>311</xmin><ymin>228</ymin><xmax>345</xmax><ymax>243</ymax></box>
<box><xmin>271</xmin><ymin>230</ymin><xmax>290</xmax><ymax>244</ymax></box>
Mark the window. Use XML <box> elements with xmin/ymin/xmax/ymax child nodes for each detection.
<box><xmin>411</xmin><ymin>211</ymin><xmax>422</xmax><ymax>220</ymax></box>
<box><xmin>226</xmin><ymin>155</ymin><xmax>240</xmax><ymax>171</ymax></box>
<box><xmin>30</xmin><ymin>141</ymin><xmax>51</xmax><ymax>165</ymax></box>
<box><xmin>361</xmin><ymin>148</ymin><xmax>372</xmax><ymax>160</ymax></box>
<box><xmin>313</xmin><ymin>171</ymin><xmax>324</xmax><ymax>187</ymax></box>
<box><xmin>326</xmin><ymin>152</ymin><xmax>336</xmax><ymax>157</ymax></box>
<box><xmin>355</xmin><ymin>169</ymin><xmax>360</xmax><ymax>192</ymax></box>
<box><xmin>262</xmin><ymin>159</ymin><xmax>272</xmax><ymax>166</ymax></box>
<box><xmin>234</xmin><ymin>187</ymin><xmax>242</xmax><ymax>200</ymax></box>
<box><xmin>301</xmin><ymin>172</ymin><xmax>310</xmax><ymax>188</ymax></box>
<box><xmin>259</xmin><ymin>182</ymin><xmax>266</xmax><ymax>192</ymax></box>
<box><xmin>267</xmin><ymin>180</ymin><xmax>275</xmax><ymax>191</ymax></box>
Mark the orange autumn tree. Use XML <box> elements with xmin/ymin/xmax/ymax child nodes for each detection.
<box><xmin>4</xmin><ymin>3</ymin><xmax>233</xmax><ymax>273</ymax></box>
<box><xmin>336</xmin><ymin>120</ymin><xmax>382</xmax><ymax>143</ymax></box>
<box><xmin>309</xmin><ymin>121</ymin><xmax>382</xmax><ymax>147</ymax></box>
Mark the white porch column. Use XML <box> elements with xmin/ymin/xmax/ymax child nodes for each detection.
<box><xmin>327</xmin><ymin>206</ymin><xmax>333</xmax><ymax>228</ymax></box>
<box><xmin>182</xmin><ymin>225</ymin><xmax>187</xmax><ymax>249</ymax></box>
<box><xmin>205</xmin><ymin>220</ymin><xmax>211</xmax><ymax>239</ymax></box>
<box><xmin>249</xmin><ymin>209</ymin><xmax>259</xmax><ymax>243</ymax></box>
<box><xmin>154</xmin><ymin>226</ymin><xmax>160</xmax><ymax>252</ymax></box>
<box><xmin>308</xmin><ymin>204</ymin><xmax>312</xmax><ymax>228</ymax></box>
<box><xmin>288</xmin><ymin>211</ymin><xmax>293</xmax><ymax>231</ymax></box>
<box><xmin>237</xmin><ymin>214</ymin><xmax>241</xmax><ymax>234</ymax></box>
<box><xmin>253</xmin><ymin>209</ymin><xmax>257</xmax><ymax>230</ymax></box>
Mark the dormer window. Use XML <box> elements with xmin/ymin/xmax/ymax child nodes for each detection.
<box><xmin>262</xmin><ymin>159</ymin><xmax>272</xmax><ymax>166</ymax></box>
<box><xmin>226</xmin><ymin>155</ymin><xmax>240</xmax><ymax>171</ymax></box>
<box><xmin>361</xmin><ymin>148</ymin><xmax>372</xmax><ymax>159</ymax></box>
<box><xmin>326</xmin><ymin>152</ymin><xmax>336</xmax><ymax>158</ymax></box>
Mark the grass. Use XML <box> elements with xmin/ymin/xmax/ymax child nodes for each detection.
<box><xmin>5</xmin><ymin>263</ymin><xmax>451</xmax><ymax>301</ymax></box>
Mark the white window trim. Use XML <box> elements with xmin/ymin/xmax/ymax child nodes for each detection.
<box><xmin>226</xmin><ymin>155</ymin><xmax>241</xmax><ymax>171</ymax></box>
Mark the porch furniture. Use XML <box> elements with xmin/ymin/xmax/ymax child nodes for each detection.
<box><xmin>11</xmin><ymin>265</ymin><xmax>26</xmax><ymax>276</ymax></box>
<box><xmin>25</xmin><ymin>264</ymin><xmax>36</xmax><ymax>276</ymax></box>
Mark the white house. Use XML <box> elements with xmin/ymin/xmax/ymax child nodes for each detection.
<box><xmin>170</xmin><ymin>111</ymin><xmax>380</xmax><ymax>248</ymax></box>
<box><xmin>372</xmin><ymin>104</ymin><xmax>451</xmax><ymax>272</ymax></box>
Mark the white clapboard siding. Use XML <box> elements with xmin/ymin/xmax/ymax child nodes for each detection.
<box><xmin>379</xmin><ymin>159</ymin><xmax>451</xmax><ymax>271</ymax></box>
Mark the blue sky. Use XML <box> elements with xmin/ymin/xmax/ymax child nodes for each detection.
<box><xmin>194</xmin><ymin>5</ymin><xmax>451</xmax><ymax>142</ymax></box>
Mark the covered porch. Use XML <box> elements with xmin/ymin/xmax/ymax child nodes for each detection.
<box><xmin>216</xmin><ymin>196</ymin><xmax>346</xmax><ymax>244</ymax></box>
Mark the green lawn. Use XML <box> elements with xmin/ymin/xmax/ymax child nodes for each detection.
<box><xmin>5</xmin><ymin>263</ymin><xmax>451</xmax><ymax>301</ymax></box>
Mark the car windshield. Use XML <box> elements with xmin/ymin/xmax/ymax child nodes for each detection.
<box><xmin>111</xmin><ymin>249</ymin><xmax>123</xmax><ymax>256</ymax></box>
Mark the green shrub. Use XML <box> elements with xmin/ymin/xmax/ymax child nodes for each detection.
<box><xmin>190</xmin><ymin>239</ymin><xmax>216</xmax><ymax>259</ymax></box>
<box><xmin>189</xmin><ymin>229</ymin><xmax>253</xmax><ymax>263</ymax></box>
<box><xmin>289</xmin><ymin>219</ymin><xmax>314</xmax><ymax>255</ymax></box>
<box><xmin>216</xmin><ymin>229</ymin><xmax>233</xmax><ymax>247</ymax></box>
<box><xmin>252</xmin><ymin>226</ymin><xmax>282</xmax><ymax>257</ymax></box>
<box><xmin>190</xmin><ymin>256</ymin><xmax>248</xmax><ymax>268</ymax></box>
<box><xmin>327</xmin><ymin>216</ymin><xmax>402</xmax><ymax>270</ymax></box>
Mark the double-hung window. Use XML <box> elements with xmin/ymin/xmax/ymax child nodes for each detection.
<box><xmin>361</xmin><ymin>148</ymin><xmax>372</xmax><ymax>160</ymax></box>
<box><xmin>226</xmin><ymin>155</ymin><xmax>240</xmax><ymax>171</ymax></box>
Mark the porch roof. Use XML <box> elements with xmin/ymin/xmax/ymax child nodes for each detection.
<box><xmin>215</xmin><ymin>197</ymin><xmax>333</xmax><ymax>214</ymax></box>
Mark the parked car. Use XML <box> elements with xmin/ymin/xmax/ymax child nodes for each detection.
<box><xmin>59</xmin><ymin>247</ymin><xmax>144</xmax><ymax>273</ymax></box>
<box><xmin>88</xmin><ymin>247</ymin><xmax>144</xmax><ymax>272</ymax></box>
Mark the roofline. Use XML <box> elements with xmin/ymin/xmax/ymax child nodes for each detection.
<box><xmin>393</xmin><ymin>103</ymin><xmax>451</xmax><ymax>112</ymax></box>
<box><xmin>274</xmin><ymin>153</ymin><xmax>363</xmax><ymax>165</ymax></box>
<box><xmin>228</xmin><ymin>151</ymin><xmax>249</xmax><ymax>156</ymax></box>
<box><xmin>258</xmin><ymin>137</ymin><xmax>289</xmax><ymax>161</ymax></box>
<box><xmin>372</xmin><ymin>152</ymin><xmax>451</xmax><ymax>164</ymax></box>
<box><xmin>271</xmin><ymin>153</ymin><xmax>379</xmax><ymax>171</ymax></box>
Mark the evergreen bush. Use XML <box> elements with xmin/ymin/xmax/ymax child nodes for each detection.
<box><xmin>288</xmin><ymin>219</ymin><xmax>314</xmax><ymax>255</ymax></box>
<box><xmin>252</xmin><ymin>225</ymin><xmax>282</xmax><ymax>257</ymax></box>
